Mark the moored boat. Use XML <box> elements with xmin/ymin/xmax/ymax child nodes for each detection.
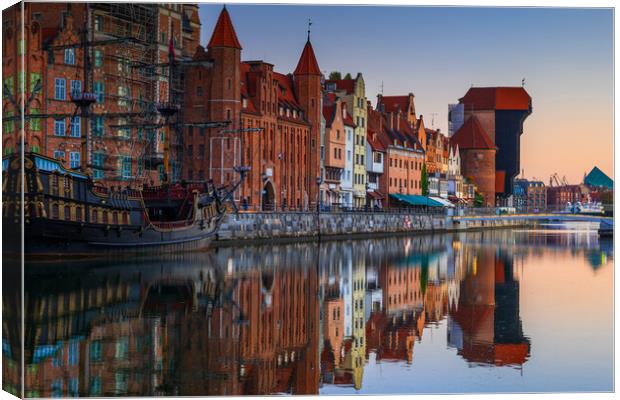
<box><xmin>2</xmin><ymin>152</ymin><xmax>244</xmax><ymax>257</ymax></box>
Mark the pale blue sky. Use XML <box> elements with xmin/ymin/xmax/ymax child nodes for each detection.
<box><xmin>198</xmin><ymin>5</ymin><xmax>613</xmax><ymax>183</ymax></box>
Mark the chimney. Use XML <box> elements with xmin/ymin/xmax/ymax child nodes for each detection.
<box><xmin>395</xmin><ymin>108</ymin><xmax>401</xmax><ymax>131</ymax></box>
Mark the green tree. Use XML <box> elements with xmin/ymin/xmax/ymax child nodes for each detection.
<box><xmin>474</xmin><ymin>191</ymin><xmax>484</xmax><ymax>207</ymax></box>
<box><xmin>328</xmin><ymin>71</ymin><xmax>342</xmax><ymax>81</ymax></box>
<box><xmin>343</xmin><ymin>72</ymin><xmax>352</xmax><ymax>80</ymax></box>
<box><xmin>421</xmin><ymin>163</ymin><xmax>429</xmax><ymax>195</ymax></box>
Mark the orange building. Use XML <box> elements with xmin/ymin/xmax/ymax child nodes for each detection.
<box><xmin>183</xmin><ymin>7</ymin><xmax>322</xmax><ymax>210</ymax></box>
<box><xmin>322</xmin><ymin>94</ymin><xmax>347</xmax><ymax>206</ymax></box>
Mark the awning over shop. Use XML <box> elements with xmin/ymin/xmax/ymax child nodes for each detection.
<box><xmin>367</xmin><ymin>191</ymin><xmax>385</xmax><ymax>200</ymax></box>
<box><xmin>449</xmin><ymin>195</ymin><xmax>468</xmax><ymax>205</ymax></box>
<box><xmin>390</xmin><ymin>194</ymin><xmax>444</xmax><ymax>207</ymax></box>
<box><xmin>429</xmin><ymin>196</ymin><xmax>455</xmax><ymax>208</ymax></box>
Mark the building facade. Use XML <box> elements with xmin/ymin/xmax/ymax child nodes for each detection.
<box><xmin>6</xmin><ymin>3</ymin><xmax>202</xmax><ymax>187</ymax></box>
<box><xmin>183</xmin><ymin>7</ymin><xmax>322</xmax><ymax>210</ymax></box>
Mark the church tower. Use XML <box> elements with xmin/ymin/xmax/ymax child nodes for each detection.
<box><xmin>293</xmin><ymin>34</ymin><xmax>322</xmax><ymax>205</ymax></box>
<box><xmin>206</xmin><ymin>6</ymin><xmax>242</xmax><ymax>186</ymax></box>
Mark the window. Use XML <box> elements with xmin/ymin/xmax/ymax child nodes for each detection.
<box><xmin>53</xmin><ymin>150</ymin><xmax>65</xmax><ymax>161</ymax></box>
<box><xmin>347</xmin><ymin>150</ymin><xmax>351</xmax><ymax>161</ymax></box>
<box><xmin>199</xmin><ymin>144</ymin><xmax>205</xmax><ymax>158</ymax></box>
<box><xmin>54</xmin><ymin>78</ymin><xmax>66</xmax><ymax>100</ymax></box>
<box><xmin>94</xmin><ymin>15</ymin><xmax>103</xmax><ymax>31</ymax></box>
<box><xmin>117</xmin><ymin>86</ymin><xmax>129</xmax><ymax>107</ymax></box>
<box><xmin>91</xmin><ymin>117</ymin><xmax>103</xmax><ymax>137</ymax></box>
<box><xmin>51</xmin><ymin>379</ymin><xmax>63</xmax><ymax>398</ymax></box>
<box><xmin>90</xmin><ymin>377</ymin><xmax>102</xmax><ymax>396</ymax></box>
<box><xmin>115</xmin><ymin>337</ymin><xmax>129</xmax><ymax>360</ymax></box>
<box><xmin>94</xmin><ymin>50</ymin><xmax>103</xmax><ymax>68</ymax></box>
<box><xmin>187</xmin><ymin>145</ymin><xmax>193</xmax><ymax>157</ymax></box>
<box><xmin>120</xmin><ymin>156</ymin><xmax>131</xmax><ymax>180</ymax></box>
<box><xmin>64</xmin><ymin>48</ymin><xmax>75</xmax><ymax>65</ymax></box>
<box><xmin>197</xmin><ymin>86</ymin><xmax>203</xmax><ymax>97</ymax></box>
<box><xmin>115</xmin><ymin>372</ymin><xmax>128</xmax><ymax>395</ymax></box>
<box><xmin>69</xmin><ymin>152</ymin><xmax>80</xmax><ymax>169</ymax></box>
<box><xmin>93</xmin><ymin>81</ymin><xmax>104</xmax><ymax>102</ymax></box>
<box><xmin>70</xmin><ymin>80</ymin><xmax>81</xmax><ymax>97</ymax></box>
<box><xmin>70</xmin><ymin>116</ymin><xmax>81</xmax><ymax>137</ymax></box>
<box><xmin>54</xmin><ymin>119</ymin><xmax>66</xmax><ymax>136</ymax></box>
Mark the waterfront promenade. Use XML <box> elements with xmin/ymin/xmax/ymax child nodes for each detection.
<box><xmin>214</xmin><ymin>207</ymin><xmax>613</xmax><ymax>244</ymax></box>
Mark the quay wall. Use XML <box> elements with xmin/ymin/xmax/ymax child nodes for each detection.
<box><xmin>214</xmin><ymin>212</ymin><xmax>536</xmax><ymax>244</ymax></box>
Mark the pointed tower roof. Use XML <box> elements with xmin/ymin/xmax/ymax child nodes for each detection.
<box><xmin>207</xmin><ymin>6</ymin><xmax>242</xmax><ymax>50</ymax></box>
<box><xmin>451</xmin><ymin>115</ymin><xmax>495</xmax><ymax>150</ymax></box>
<box><xmin>294</xmin><ymin>39</ymin><xmax>321</xmax><ymax>75</ymax></box>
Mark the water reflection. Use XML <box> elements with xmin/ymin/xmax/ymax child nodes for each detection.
<box><xmin>5</xmin><ymin>228</ymin><xmax>613</xmax><ymax>396</ymax></box>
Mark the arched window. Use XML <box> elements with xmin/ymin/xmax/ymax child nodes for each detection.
<box><xmin>64</xmin><ymin>205</ymin><xmax>71</xmax><ymax>221</ymax></box>
<box><xmin>92</xmin><ymin>209</ymin><xmax>98</xmax><ymax>223</ymax></box>
<box><xmin>102</xmin><ymin>211</ymin><xmax>108</xmax><ymax>224</ymax></box>
<box><xmin>52</xmin><ymin>203</ymin><xmax>59</xmax><ymax>219</ymax></box>
<box><xmin>112</xmin><ymin>211</ymin><xmax>119</xmax><ymax>225</ymax></box>
<box><xmin>76</xmin><ymin>207</ymin><xmax>82</xmax><ymax>222</ymax></box>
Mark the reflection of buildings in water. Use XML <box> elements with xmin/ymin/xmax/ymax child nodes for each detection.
<box><xmin>319</xmin><ymin>242</ymin><xmax>366</xmax><ymax>390</ymax></box>
<box><xmin>16</xmin><ymin>248</ymin><xmax>321</xmax><ymax>397</ymax></box>
<box><xmin>447</xmin><ymin>247</ymin><xmax>530</xmax><ymax>367</ymax></box>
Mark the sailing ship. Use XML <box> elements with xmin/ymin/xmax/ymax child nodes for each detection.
<box><xmin>2</xmin><ymin>152</ymin><xmax>246</xmax><ymax>257</ymax></box>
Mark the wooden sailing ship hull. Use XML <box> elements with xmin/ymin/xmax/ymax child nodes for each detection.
<box><xmin>2</xmin><ymin>153</ymin><xmax>228</xmax><ymax>257</ymax></box>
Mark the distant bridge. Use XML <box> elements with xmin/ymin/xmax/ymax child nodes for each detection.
<box><xmin>453</xmin><ymin>213</ymin><xmax>613</xmax><ymax>233</ymax></box>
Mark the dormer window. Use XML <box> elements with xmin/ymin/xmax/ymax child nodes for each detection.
<box><xmin>242</xmin><ymin>98</ymin><xmax>248</xmax><ymax>108</ymax></box>
<box><xmin>286</xmin><ymin>108</ymin><xmax>290</xmax><ymax>117</ymax></box>
<box><xmin>279</xmin><ymin>106</ymin><xmax>284</xmax><ymax>116</ymax></box>
<box><xmin>327</xmin><ymin>83</ymin><xmax>336</xmax><ymax>91</ymax></box>
<box><xmin>293</xmin><ymin>110</ymin><xmax>297</xmax><ymax>118</ymax></box>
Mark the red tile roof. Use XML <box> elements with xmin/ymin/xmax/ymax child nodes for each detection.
<box><xmin>273</xmin><ymin>72</ymin><xmax>302</xmax><ymax>110</ymax></box>
<box><xmin>207</xmin><ymin>6</ymin><xmax>242</xmax><ymax>50</ymax></box>
<box><xmin>325</xmin><ymin>79</ymin><xmax>355</xmax><ymax>94</ymax></box>
<box><xmin>451</xmin><ymin>116</ymin><xmax>495</xmax><ymax>150</ymax></box>
<box><xmin>341</xmin><ymin>102</ymin><xmax>356</xmax><ymax>128</ymax></box>
<box><xmin>381</xmin><ymin>95</ymin><xmax>409</xmax><ymax>113</ymax></box>
<box><xmin>294</xmin><ymin>40</ymin><xmax>321</xmax><ymax>76</ymax></box>
<box><xmin>323</xmin><ymin>103</ymin><xmax>336</xmax><ymax>127</ymax></box>
<box><xmin>460</xmin><ymin>87</ymin><xmax>531</xmax><ymax>111</ymax></box>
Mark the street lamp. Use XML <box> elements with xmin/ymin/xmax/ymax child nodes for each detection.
<box><xmin>316</xmin><ymin>176</ymin><xmax>323</xmax><ymax>241</ymax></box>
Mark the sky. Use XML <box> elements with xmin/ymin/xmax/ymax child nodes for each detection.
<box><xmin>198</xmin><ymin>4</ymin><xmax>613</xmax><ymax>184</ymax></box>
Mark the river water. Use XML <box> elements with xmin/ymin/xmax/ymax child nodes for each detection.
<box><xmin>5</xmin><ymin>223</ymin><xmax>613</xmax><ymax>396</ymax></box>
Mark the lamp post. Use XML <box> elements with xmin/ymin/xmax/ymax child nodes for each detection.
<box><xmin>316</xmin><ymin>176</ymin><xmax>323</xmax><ymax>241</ymax></box>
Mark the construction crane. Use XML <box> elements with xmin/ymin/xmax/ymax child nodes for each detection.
<box><xmin>549</xmin><ymin>173</ymin><xmax>562</xmax><ymax>187</ymax></box>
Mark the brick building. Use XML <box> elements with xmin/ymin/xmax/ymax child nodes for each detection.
<box><xmin>368</xmin><ymin>102</ymin><xmax>425</xmax><ymax>207</ymax></box>
<box><xmin>3</xmin><ymin>2</ymin><xmax>201</xmax><ymax>187</ymax></box>
<box><xmin>450</xmin><ymin>115</ymin><xmax>496</xmax><ymax>207</ymax></box>
<box><xmin>451</xmin><ymin>87</ymin><xmax>532</xmax><ymax>201</ymax></box>
<box><xmin>183</xmin><ymin>7</ymin><xmax>322</xmax><ymax>210</ymax></box>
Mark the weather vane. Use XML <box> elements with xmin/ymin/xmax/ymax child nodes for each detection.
<box><xmin>307</xmin><ymin>18</ymin><xmax>312</xmax><ymax>41</ymax></box>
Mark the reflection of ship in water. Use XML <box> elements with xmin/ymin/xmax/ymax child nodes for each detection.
<box><xmin>447</xmin><ymin>248</ymin><xmax>530</xmax><ymax>367</ymax></box>
<box><xmin>12</xmin><ymin>249</ymin><xmax>320</xmax><ymax>397</ymax></box>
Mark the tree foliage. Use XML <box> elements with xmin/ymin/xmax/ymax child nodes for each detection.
<box><xmin>343</xmin><ymin>72</ymin><xmax>352</xmax><ymax>80</ymax></box>
<box><xmin>421</xmin><ymin>163</ymin><xmax>429</xmax><ymax>196</ymax></box>
<box><xmin>328</xmin><ymin>71</ymin><xmax>342</xmax><ymax>81</ymax></box>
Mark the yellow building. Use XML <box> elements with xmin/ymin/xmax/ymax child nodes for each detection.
<box><xmin>325</xmin><ymin>74</ymin><xmax>368</xmax><ymax>208</ymax></box>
